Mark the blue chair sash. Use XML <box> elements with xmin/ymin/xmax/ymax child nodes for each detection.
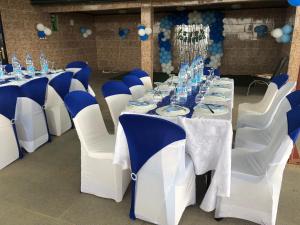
<box><xmin>0</xmin><ymin>85</ymin><xmax>22</xmax><ymax>157</ymax></box>
<box><xmin>271</xmin><ymin>74</ymin><xmax>289</xmax><ymax>89</ymax></box>
<box><xmin>73</xmin><ymin>66</ymin><xmax>92</xmax><ymax>90</ymax></box>
<box><xmin>119</xmin><ymin>114</ymin><xmax>186</xmax><ymax>220</ymax></box>
<box><xmin>129</xmin><ymin>68</ymin><xmax>149</xmax><ymax>78</ymax></box>
<box><xmin>20</xmin><ymin>77</ymin><xmax>51</xmax><ymax>142</ymax></box>
<box><xmin>64</xmin><ymin>91</ymin><xmax>97</xmax><ymax>118</ymax></box>
<box><xmin>102</xmin><ymin>81</ymin><xmax>131</xmax><ymax>97</ymax></box>
<box><xmin>286</xmin><ymin>90</ymin><xmax>300</xmax><ymax>108</ymax></box>
<box><xmin>122</xmin><ymin>75</ymin><xmax>143</xmax><ymax>88</ymax></box>
<box><xmin>49</xmin><ymin>72</ymin><xmax>73</xmax><ymax>100</ymax></box>
<box><xmin>66</xmin><ymin>61</ymin><xmax>87</xmax><ymax>69</ymax></box>
<box><xmin>287</xmin><ymin>107</ymin><xmax>300</xmax><ymax>143</ymax></box>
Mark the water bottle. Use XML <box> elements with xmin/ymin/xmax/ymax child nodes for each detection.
<box><xmin>40</xmin><ymin>52</ymin><xmax>48</xmax><ymax>75</ymax></box>
<box><xmin>0</xmin><ymin>60</ymin><xmax>3</xmax><ymax>80</ymax></box>
<box><xmin>25</xmin><ymin>53</ymin><xmax>35</xmax><ymax>77</ymax></box>
<box><xmin>12</xmin><ymin>53</ymin><xmax>22</xmax><ymax>79</ymax></box>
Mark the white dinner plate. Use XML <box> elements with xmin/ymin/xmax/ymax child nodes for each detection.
<box><xmin>156</xmin><ymin>105</ymin><xmax>190</xmax><ymax>117</ymax></box>
<box><xmin>125</xmin><ymin>101</ymin><xmax>157</xmax><ymax>114</ymax></box>
<box><xmin>193</xmin><ymin>104</ymin><xmax>229</xmax><ymax>117</ymax></box>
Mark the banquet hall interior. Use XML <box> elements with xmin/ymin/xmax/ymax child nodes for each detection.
<box><xmin>0</xmin><ymin>0</ymin><xmax>300</xmax><ymax>224</ymax></box>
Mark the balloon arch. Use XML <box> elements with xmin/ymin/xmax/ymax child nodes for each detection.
<box><xmin>158</xmin><ymin>11</ymin><xmax>225</xmax><ymax>74</ymax></box>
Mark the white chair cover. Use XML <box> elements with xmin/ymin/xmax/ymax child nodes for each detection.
<box><xmin>119</xmin><ymin>114</ymin><xmax>195</xmax><ymax>225</ymax></box>
<box><xmin>64</xmin><ymin>91</ymin><xmax>130</xmax><ymax>202</ymax></box>
<box><xmin>215</xmin><ymin>108</ymin><xmax>300</xmax><ymax>225</ymax></box>
<box><xmin>0</xmin><ymin>86</ymin><xmax>21</xmax><ymax>170</ymax></box>
<box><xmin>45</xmin><ymin>72</ymin><xmax>73</xmax><ymax>136</ymax></box>
<box><xmin>235</xmin><ymin>90</ymin><xmax>300</xmax><ymax>150</ymax></box>
<box><xmin>15</xmin><ymin>78</ymin><xmax>50</xmax><ymax>153</ymax></box>
<box><xmin>237</xmin><ymin>82</ymin><xmax>296</xmax><ymax>129</ymax></box>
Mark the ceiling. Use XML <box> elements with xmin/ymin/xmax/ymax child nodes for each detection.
<box><xmin>81</xmin><ymin>0</ymin><xmax>289</xmax><ymax>15</ymax></box>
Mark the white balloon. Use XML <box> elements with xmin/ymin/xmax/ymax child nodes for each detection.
<box><xmin>138</xmin><ymin>29</ymin><xmax>146</xmax><ymax>36</ymax></box>
<box><xmin>36</xmin><ymin>23</ymin><xmax>45</xmax><ymax>31</ymax></box>
<box><xmin>271</xmin><ymin>28</ymin><xmax>283</xmax><ymax>39</ymax></box>
<box><xmin>86</xmin><ymin>29</ymin><xmax>92</xmax><ymax>35</ymax></box>
<box><xmin>145</xmin><ymin>27</ymin><xmax>152</xmax><ymax>35</ymax></box>
<box><xmin>83</xmin><ymin>32</ymin><xmax>88</xmax><ymax>38</ymax></box>
<box><xmin>44</xmin><ymin>28</ymin><xmax>52</xmax><ymax>36</ymax></box>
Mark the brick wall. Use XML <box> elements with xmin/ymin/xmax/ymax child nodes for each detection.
<box><xmin>95</xmin><ymin>8</ymin><xmax>292</xmax><ymax>75</ymax></box>
<box><xmin>222</xmin><ymin>8</ymin><xmax>290</xmax><ymax>75</ymax></box>
<box><xmin>95</xmin><ymin>14</ymin><xmax>141</xmax><ymax>72</ymax></box>
<box><xmin>0</xmin><ymin>0</ymin><xmax>98</xmax><ymax>71</ymax></box>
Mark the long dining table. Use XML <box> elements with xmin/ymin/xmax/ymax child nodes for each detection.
<box><xmin>113</xmin><ymin>76</ymin><xmax>234</xmax><ymax>212</ymax></box>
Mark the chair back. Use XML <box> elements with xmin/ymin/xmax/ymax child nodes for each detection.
<box><xmin>66</xmin><ymin>61</ymin><xmax>87</xmax><ymax>69</ymax></box>
<box><xmin>20</xmin><ymin>77</ymin><xmax>49</xmax><ymax>107</ymax></box>
<box><xmin>119</xmin><ymin>114</ymin><xmax>186</xmax><ymax>220</ymax></box>
<box><xmin>73</xmin><ymin>66</ymin><xmax>92</xmax><ymax>90</ymax></box>
<box><xmin>129</xmin><ymin>68</ymin><xmax>152</xmax><ymax>90</ymax></box>
<box><xmin>101</xmin><ymin>81</ymin><xmax>132</xmax><ymax>128</ymax></box>
<box><xmin>271</xmin><ymin>73</ymin><xmax>289</xmax><ymax>89</ymax></box>
<box><xmin>0</xmin><ymin>86</ymin><xmax>20</xmax><ymax>120</ymax></box>
<box><xmin>49</xmin><ymin>72</ymin><xmax>73</xmax><ymax>100</ymax></box>
<box><xmin>64</xmin><ymin>91</ymin><xmax>109</xmax><ymax>149</ymax></box>
<box><xmin>123</xmin><ymin>75</ymin><xmax>145</xmax><ymax>99</ymax></box>
<box><xmin>271</xmin><ymin>56</ymin><xmax>289</xmax><ymax>80</ymax></box>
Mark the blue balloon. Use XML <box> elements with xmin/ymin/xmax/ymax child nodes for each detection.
<box><xmin>38</xmin><ymin>31</ymin><xmax>46</xmax><ymax>38</ymax></box>
<box><xmin>137</xmin><ymin>25</ymin><xmax>145</xmax><ymax>30</ymax></box>
<box><xmin>288</xmin><ymin>0</ymin><xmax>300</xmax><ymax>6</ymax></box>
<box><xmin>280</xmin><ymin>34</ymin><xmax>291</xmax><ymax>43</ymax></box>
<box><xmin>140</xmin><ymin>34</ymin><xmax>149</xmax><ymax>41</ymax></box>
<box><xmin>80</xmin><ymin>27</ymin><xmax>87</xmax><ymax>34</ymax></box>
<box><xmin>282</xmin><ymin>24</ymin><xmax>293</xmax><ymax>34</ymax></box>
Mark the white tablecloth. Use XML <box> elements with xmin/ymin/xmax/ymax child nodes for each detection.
<box><xmin>113</xmin><ymin>78</ymin><xmax>234</xmax><ymax>212</ymax></box>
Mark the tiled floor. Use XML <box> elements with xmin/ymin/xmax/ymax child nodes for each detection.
<box><xmin>0</xmin><ymin>73</ymin><xmax>299</xmax><ymax>225</ymax></box>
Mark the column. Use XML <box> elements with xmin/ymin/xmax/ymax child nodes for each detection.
<box><xmin>141</xmin><ymin>5</ymin><xmax>154</xmax><ymax>81</ymax></box>
<box><xmin>288</xmin><ymin>7</ymin><xmax>300</xmax><ymax>83</ymax></box>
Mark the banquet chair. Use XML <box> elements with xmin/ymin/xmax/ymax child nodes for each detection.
<box><xmin>65</xmin><ymin>61</ymin><xmax>88</xmax><ymax>74</ymax></box>
<box><xmin>247</xmin><ymin>56</ymin><xmax>289</xmax><ymax>96</ymax></box>
<box><xmin>119</xmin><ymin>114</ymin><xmax>196</xmax><ymax>225</ymax></box>
<box><xmin>215</xmin><ymin>108</ymin><xmax>300</xmax><ymax>225</ymax></box>
<box><xmin>238</xmin><ymin>74</ymin><xmax>289</xmax><ymax>117</ymax></box>
<box><xmin>101</xmin><ymin>81</ymin><xmax>132</xmax><ymax>130</ymax></box>
<box><xmin>237</xmin><ymin>81</ymin><xmax>295</xmax><ymax>129</ymax></box>
<box><xmin>0</xmin><ymin>86</ymin><xmax>22</xmax><ymax>170</ymax></box>
<box><xmin>45</xmin><ymin>72</ymin><xmax>73</xmax><ymax>136</ymax></box>
<box><xmin>122</xmin><ymin>75</ymin><xmax>145</xmax><ymax>100</ymax></box>
<box><xmin>235</xmin><ymin>90</ymin><xmax>300</xmax><ymax>150</ymax></box>
<box><xmin>64</xmin><ymin>91</ymin><xmax>130</xmax><ymax>202</ymax></box>
<box><xmin>129</xmin><ymin>68</ymin><xmax>153</xmax><ymax>90</ymax></box>
<box><xmin>69</xmin><ymin>66</ymin><xmax>96</xmax><ymax>97</ymax></box>
<box><xmin>16</xmin><ymin>77</ymin><xmax>50</xmax><ymax>153</ymax></box>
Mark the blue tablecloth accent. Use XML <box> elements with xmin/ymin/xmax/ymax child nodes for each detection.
<box><xmin>148</xmin><ymin>87</ymin><xmax>199</xmax><ymax>118</ymax></box>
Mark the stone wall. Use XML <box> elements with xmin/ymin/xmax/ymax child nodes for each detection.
<box><xmin>0</xmin><ymin>0</ymin><xmax>98</xmax><ymax>71</ymax></box>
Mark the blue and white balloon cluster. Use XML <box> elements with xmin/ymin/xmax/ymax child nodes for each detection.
<box><xmin>271</xmin><ymin>24</ymin><xmax>293</xmax><ymax>44</ymax></box>
<box><xmin>36</xmin><ymin>23</ymin><xmax>52</xmax><ymax>39</ymax></box>
<box><xmin>80</xmin><ymin>27</ymin><xmax>92</xmax><ymax>38</ymax></box>
<box><xmin>158</xmin><ymin>11</ymin><xmax>225</xmax><ymax>74</ymax></box>
<box><xmin>288</xmin><ymin>0</ymin><xmax>300</xmax><ymax>6</ymax></box>
<box><xmin>202</xmin><ymin>11</ymin><xmax>224</xmax><ymax>68</ymax></box>
<box><xmin>158</xmin><ymin>14</ymin><xmax>188</xmax><ymax>74</ymax></box>
<box><xmin>137</xmin><ymin>25</ymin><xmax>152</xmax><ymax>41</ymax></box>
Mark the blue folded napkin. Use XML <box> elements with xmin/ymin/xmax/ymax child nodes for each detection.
<box><xmin>0</xmin><ymin>80</ymin><xmax>9</xmax><ymax>85</ymax></box>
